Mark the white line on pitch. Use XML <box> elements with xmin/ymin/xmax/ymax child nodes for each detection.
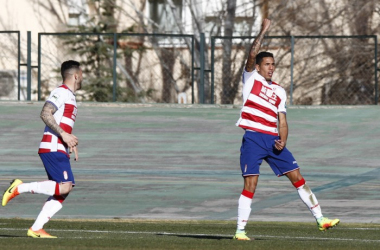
<box><xmin>0</xmin><ymin>228</ymin><xmax>379</xmax><ymax>243</ymax></box>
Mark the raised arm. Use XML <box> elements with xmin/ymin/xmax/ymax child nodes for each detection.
<box><xmin>245</xmin><ymin>19</ymin><xmax>271</xmax><ymax>72</ymax></box>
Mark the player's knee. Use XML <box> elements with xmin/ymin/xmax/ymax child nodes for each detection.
<box><xmin>244</xmin><ymin>182</ymin><xmax>257</xmax><ymax>193</ymax></box>
<box><xmin>245</xmin><ymin>186</ymin><xmax>256</xmax><ymax>193</ymax></box>
<box><xmin>59</xmin><ymin>183</ymin><xmax>73</xmax><ymax>194</ymax></box>
<box><xmin>286</xmin><ymin>169</ymin><xmax>303</xmax><ymax>183</ymax></box>
<box><xmin>244</xmin><ymin>176</ymin><xmax>258</xmax><ymax>193</ymax></box>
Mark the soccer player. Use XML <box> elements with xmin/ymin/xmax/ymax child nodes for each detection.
<box><xmin>233</xmin><ymin>19</ymin><xmax>339</xmax><ymax>241</ymax></box>
<box><xmin>2</xmin><ymin>60</ymin><xmax>82</xmax><ymax>238</ymax></box>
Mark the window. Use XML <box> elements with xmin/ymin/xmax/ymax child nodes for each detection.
<box><xmin>68</xmin><ymin>0</ymin><xmax>87</xmax><ymax>26</ymax></box>
<box><xmin>202</xmin><ymin>0</ymin><xmax>261</xmax><ymax>37</ymax></box>
<box><xmin>148</xmin><ymin>0</ymin><xmax>183</xmax><ymax>33</ymax></box>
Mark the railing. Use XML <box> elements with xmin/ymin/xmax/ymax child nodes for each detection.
<box><xmin>0</xmin><ymin>31</ymin><xmax>378</xmax><ymax>105</ymax></box>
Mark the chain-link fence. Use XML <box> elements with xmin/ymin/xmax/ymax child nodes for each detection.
<box><xmin>38</xmin><ymin>33</ymin><xmax>195</xmax><ymax>104</ymax></box>
<box><xmin>0</xmin><ymin>31</ymin><xmax>20</xmax><ymax>100</ymax></box>
<box><xmin>0</xmin><ymin>31</ymin><xmax>378</xmax><ymax>105</ymax></box>
<box><xmin>211</xmin><ymin>35</ymin><xmax>378</xmax><ymax>105</ymax></box>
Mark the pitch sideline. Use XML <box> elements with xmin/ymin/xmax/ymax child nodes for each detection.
<box><xmin>0</xmin><ymin>227</ymin><xmax>380</xmax><ymax>242</ymax></box>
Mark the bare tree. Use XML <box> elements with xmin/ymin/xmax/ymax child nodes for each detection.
<box><xmin>321</xmin><ymin>0</ymin><xmax>376</xmax><ymax>104</ymax></box>
<box><xmin>7</xmin><ymin>0</ymin><xmax>378</xmax><ymax>104</ymax></box>
<box><xmin>221</xmin><ymin>0</ymin><xmax>236</xmax><ymax>104</ymax></box>
<box><xmin>265</xmin><ymin>0</ymin><xmax>379</xmax><ymax>105</ymax></box>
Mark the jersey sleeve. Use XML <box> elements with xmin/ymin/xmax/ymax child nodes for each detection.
<box><xmin>277</xmin><ymin>87</ymin><xmax>287</xmax><ymax>113</ymax></box>
<box><xmin>46</xmin><ymin>87</ymin><xmax>68</xmax><ymax>110</ymax></box>
<box><xmin>241</xmin><ymin>69</ymin><xmax>256</xmax><ymax>103</ymax></box>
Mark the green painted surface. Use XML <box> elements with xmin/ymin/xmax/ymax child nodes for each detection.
<box><xmin>0</xmin><ymin>102</ymin><xmax>379</xmax><ymax>223</ymax></box>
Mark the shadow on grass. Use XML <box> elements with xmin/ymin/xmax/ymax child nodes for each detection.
<box><xmin>156</xmin><ymin>233</ymin><xmax>264</xmax><ymax>241</ymax></box>
<box><xmin>0</xmin><ymin>234</ymin><xmax>25</xmax><ymax>238</ymax></box>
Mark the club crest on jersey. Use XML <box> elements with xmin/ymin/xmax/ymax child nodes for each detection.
<box><xmin>259</xmin><ymin>85</ymin><xmax>278</xmax><ymax>105</ymax></box>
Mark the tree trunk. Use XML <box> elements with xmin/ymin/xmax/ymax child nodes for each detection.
<box><xmin>221</xmin><ymin>0</ymin><xmax>236</xmax><ymax>104</ymax></box>
<box><xmin>160</xmin><ymin>48</ymin><xmax>176</xmax><ymax>103</ymax></box>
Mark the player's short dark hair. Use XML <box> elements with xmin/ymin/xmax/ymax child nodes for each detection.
<box><xmin>256</xmin><ymin>51</ymin><xmax>274</xmax><ymax>65</ymax></box>
<box><xmin>61</xmin><ymin>60</ymin><xmax>81</xmax><ymax>81</ymax></box>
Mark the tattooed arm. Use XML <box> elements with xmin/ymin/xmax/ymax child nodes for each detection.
<box><xmin>245</xmin><ymin>19</ymin><xmax>271</xmax><ymax>72</ymax></box>
<box><xmin>40</xmin><ymin>102</ymin><xmax>63</xmax><ymax>135</ymax></box>
<box><xmin>40</xmin><ymin>102</ymin><xmax>78</xmax><ymax>149</ymax></box>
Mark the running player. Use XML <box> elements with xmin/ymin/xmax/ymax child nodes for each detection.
<box><xmin>233</xmin><ymin>19</ymin><xmax>340</xmax><ymax>241</ymax></box>
<box><xmin>2</xmin><ymin>60</ymin><xmax>82</xmax><ymax>238</ymax></box>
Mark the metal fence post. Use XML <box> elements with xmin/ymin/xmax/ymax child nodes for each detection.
<box><xmin>27</xmin><ymin>31</ymin><xmax>32</xmax><ymax>101</ymax></box>
<box><xmin>191</xmin><ymin>36</ymin><xmax>195</xmax><ymax>104</ymax></box>
<box><xmin>199</xmin><ymin>33</ymin><xmax>206</xmax><ymax>104</ymax></box>
<box><xmin>290</xmin><ymin>36</ymin><xmax>295</xmax><ymax>106</ymax></box>
<box><xmin>211</xmin><ymin>37</ymin><xmax>215</xmax><ymax>104</ymax></box>
<box><xmin>113</xmin><ymin>33</ymin><xmax>117</xmax><ymax>102</ymax></box>
<box><xmin>17</xmin><ymin>32</ymin><xmax>21</xmax><ymax>101</ymax></box>
<box><xmin>374</xmin><ymin>36</ymin><xmax>378</xmax><ymax>105</ymax></box>
<box><xmin>38</xmin><ymin>33</ymin><xmax>41</xmax><ymax>101</ymax></box>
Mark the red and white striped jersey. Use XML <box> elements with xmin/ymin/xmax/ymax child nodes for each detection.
<box><xmin>236</xmin><ymin>70</ymin><xmax>287</xmax><ymax>136</ymax></box>
<box><xmin>38</xmin><ymin>84</ymin><xmax>77</xmax><ymax>156</ymax></box>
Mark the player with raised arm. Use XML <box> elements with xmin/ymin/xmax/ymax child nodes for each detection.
<box><xmin>2</xmin><ymin>60</ymin><xmax>82</xmax><ymax>238</ymax></box>
<box><xmin>233</xmin><ymin>19</ymin><xmax>339</xmax><ymax>241</ymax></box>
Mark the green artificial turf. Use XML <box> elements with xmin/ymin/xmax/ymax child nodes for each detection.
<box><xmin>0</xmin><ymin>218</ymin><xmax>379</xmax><ymax>250</ymax></box>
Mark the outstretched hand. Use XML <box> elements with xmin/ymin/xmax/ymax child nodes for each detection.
<box><xmin>261</xmin><ymin>18</ymin><xmax>271</xmax><ymax>33</ymax></box>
